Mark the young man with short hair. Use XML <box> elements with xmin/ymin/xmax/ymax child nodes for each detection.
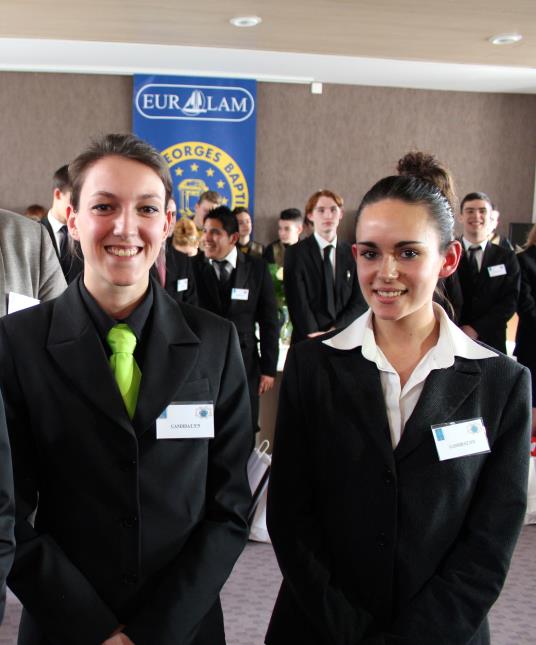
<box><xmin>263</xmin><ymin>208</ymin><xmax>303</xmax><ymax>268</ymax></box>
<box><xmin>449</xmin><ymin>191</ymin><xmax>520</xmax><ymax>353</ymax></box>
<box><xmin>193</xmin><ymin>206</ymin><xmax>279</xmax><ymax>435</ymax></box>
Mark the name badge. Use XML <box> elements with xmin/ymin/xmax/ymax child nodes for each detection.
<box><xmin>156</xmin><ymin>402</ymin><xmax>214</xmax><ymax>439</ymax></box>
<box><xmin>176</xmin><ymin>278</ymin><xmax>188</xmax><ymax>292</ymax></box>
<box><xmin>231</xmin><ymin>288</ymin><xmax>249</xmax><ymax>301</ymax></box>
<box><xmin>431</xmin><ymin>418</ymin><xmax>490</xmax><ymax>461</ymax></box>
<box><xmin>488</xmin><ymin>264</ymin><xmax>507</xmax><ymax>278</ymax></box>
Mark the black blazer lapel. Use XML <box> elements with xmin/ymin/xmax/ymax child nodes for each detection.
<box><xmin>47</xmin><ymin>282</ymin><xmax>134</xmax><ymax>436</ymax></box>
<box><xmin>200</xmin><ymin>256</ymin><xmax>223</xmax><ymax>314</ymax></box>
<box><xmin>334</xmin><ymin>243</ymin><xmax>352</xmax><ymax>309</ymax></box>
<box><xmin>133</xmin><ymin>284</ymin><xmax>201</xmax><ymax>435</ymax></box>
<box><xmin>395</xmin><ymin>359</ymin><xmax>482</xmax><ymax>461</ymax></box>
<box><xmin>228</xmin><ymin>251</ymin><xmax>251</xmax><ymax>316</ymax></box>
<box><xmin>305</xmin><ymin>235</ymin><xmax>324</xmax><ymax>282</ymax></box>
<box><xmin>326</xmin><ymin>349</ymin><xmax>395</xmax><ymax>466</ymax></box>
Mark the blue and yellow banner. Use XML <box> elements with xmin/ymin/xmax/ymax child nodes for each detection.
<box><xmin>133</xmin><ymin>75</ymin><xmax>257</xmax><ymax>218</ymax></box>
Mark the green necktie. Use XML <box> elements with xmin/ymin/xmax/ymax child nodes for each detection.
<box><xmin>106</xmin><ymin>323</ymin><xmax>141</xmax><ymax>419</ymax></box>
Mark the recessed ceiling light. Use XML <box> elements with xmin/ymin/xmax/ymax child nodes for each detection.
<box><xmin>488</xmin><ymin>33</ymin><xmax>523</xmax><ymax>46</ymax></box>
<box><xmin>230</xmin><ymin>16</ymin><xmax>262</xmax><ymax>28</ymax></box>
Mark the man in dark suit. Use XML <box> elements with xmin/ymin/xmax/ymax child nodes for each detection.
<box><xmin>0</xmin><ymin>392</ymin><xmax>14</xmax><ymax>625</ymax></box>
<box><xmin>42</xmin><ymin>164</ymin><xmax>84</xmax><ymax>283</ymax></box>
<box><xmin>284</xmin><ymin>189</ymin><xmax>366</xmax><ymax>343</ymax></box>
<box><xmin>449</xmin><ymin>192</ymin><xmax>520</xmax><ymax>353</ymax></box>
<box><xmin>193</xmin><ymin>206</ymin><xmax>279</xmax><ymax>434</ymax></box>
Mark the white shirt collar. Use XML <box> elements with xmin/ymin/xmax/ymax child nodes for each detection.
<box><xmin>313</xmin><ymin>231</ymin><xmax>337</xmax><ymax>251</ymax></box>
<box><xmin>47</xmin><ymin>210</ymin><xmax>65</xmax><ymax>233</ymax></box>
<box><xmin>462</xmin><ymin>237</ymin><xmax>487</xmax><ymax>252</ymax></box>
<box><xmin>323</xmin><ymin>304</ymin><xmax>497</xmax><ymax>361</ymax></box>
<box><xmin>209</xmin><ymin>245</ymin><xmax>238</xmax><ymax>269</ymax></box>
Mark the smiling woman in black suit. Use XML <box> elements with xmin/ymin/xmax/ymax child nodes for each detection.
<box><xmin>266</xmin><ymin>152</ymin><xmax>530</xmax><ymax>645</ymax></box>
<box><xmin>0</xmin><ymin>134</ymin><xmax>252</xmax><ymax>645</ymax></box>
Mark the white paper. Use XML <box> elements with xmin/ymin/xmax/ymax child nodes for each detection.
<box><xmin>176</xmin><ymin>278</ymin><xmax>188</xmax><ymax>292</ymax></box>
<box><xmin>231</xmin><ymin>288</ymin><xmax>249</xmax><ymax>301</ymax></box>
<box><xmin>487</xmin><ymin>264</ymin><xmax>507</xmax><ymax>277</ymax></box>
<box><xmin>7</xmin><ymin>291</ymin><xmax>40</xmax><ymax>314</ymax></box>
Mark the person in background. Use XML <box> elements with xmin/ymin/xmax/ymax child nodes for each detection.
<box><xmin>193</xmin><ymin>206</ymin><xmax>279</xmax><ymax>436</ymax></box>
<box><xmin>0</xmin><ymin>208</ymin><xmax>66</xmax><ymax>316</ymax></box>
<box><xmin>234</xmin><ymin>207</ymin><xmax>264</xmax><ymax>258</ymax></box>
<box><xmin>24</xmin><ymin>203</ymin><xmax>46</xmax><ymax>221</ymax></box>
<box><xmin>284</xmin><ymin>189</ymin><xmax>366</xmax><ymax>344</ymax></box>
<box><xmin>42</xmin><ymin>164</ymin><xmax>84</xmax><ymax>283</ymax></box>
<box><xmin>266</xmin><ymin>152</ymin><xmax>530</xmax><ymax>645</ymax></box>
<box><xmin>193</xmin><ymin>190</ymin><xmax>222</xmax><ymax>232</ymax></box>
<box><xmin>172</xmin><ymin>217</ymin><xmax>200</xmax><ymax>257</ymax></box>
<box><xmin>445</xmin><ymin>191</ymin><xmax>520</xmax><ymax>353</ymax></box>
<box><xmin>263</xmin><ymin>208</ymin><xmax>303</xmax><ymax>268</ymax></box>
<box><xmin>515</xmin><ymin>222</ymin><xmax>536</xmax><ymax>438</ymax></box>
<box><xmin>0</xmin><ymin>391</ymin><xmax>14</xmax><ymax>626</ymax></box>
<box><xmin>488</xmin><ymin>205</ymin><xmax>515</xmax><ymax>251</ymax></box>
<box><xmin>0</xmin><ymin>133</ymin><xmax>252</xmax><ymax>645</ymax></box>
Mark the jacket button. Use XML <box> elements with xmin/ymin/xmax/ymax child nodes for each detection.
<box><xmin>121</xmin><ymin>515</ymin><xmax>138</xmax><ymax>528</ymax></box>
<box><xmin>377</xmin><ymin>532</ymin><xmax>387</xmax><ymax>547</ymax></box>
<box><xmin>384</xmin><ymin>468</ymin><xmax>394</xmax><ymax>485</ymax></box>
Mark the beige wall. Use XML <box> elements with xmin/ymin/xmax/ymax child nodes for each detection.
<box><xmin>1</xmin><ymin>71</ymin><xmax>534</xmax><ymax>243</ymax></box>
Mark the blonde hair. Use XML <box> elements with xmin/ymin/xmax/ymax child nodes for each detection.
<box><xmin>173</xmin><ymin>217</ymin><xmax>199</xmax><ymax>248</ymax></box>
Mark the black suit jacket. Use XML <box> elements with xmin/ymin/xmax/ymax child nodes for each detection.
<box><xmin>284</xmin><ymin>235</ymin><xmax>366</xmax><ymax>343</ymax></box>
<box><xmin>162</xmin><ymin>240</ymin><xmax>198</xmax><ymax>306</ymax></box>
<box><xmin>266</xmin><ymin>332</ymin><xmax>530</xmax><ymax>645</ymax></box>
<box><xmin>515</xmin><ymin>245</ymin><xmax>536</xmax><ymax>371</ymax></box>
<box><xmin>41</xmin><ymin>217</ymin><xmax>84</xmax><ymax>284</ymax></box>
<box><xmin>445</xmin><ymin>241</ymin><xmax>520</xmax><ymax>353</ymax></box>
<box><xmin>192</xmin><ymin>251</ymin><xmax>279</xmax><ymax>431</ymax></box>
<box><xmin>0</xmin><ymin>392</ymin><xmax>14</xmax><ymax>625</ymax></box>
<box><xmin>0</xmin><ymin>278</ymin><xmax>252</xmax><ymax>645</ymax></box>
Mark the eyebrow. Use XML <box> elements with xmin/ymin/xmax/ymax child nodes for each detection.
<box><xmin>89</xmin><ymin>191</ymin><xmax>162</xmax><ymax>200</ymax></box>
<box><xmin>356</xmin><ymin>240</ymin><xmax>424</xmax><ymax>248</ymax></box>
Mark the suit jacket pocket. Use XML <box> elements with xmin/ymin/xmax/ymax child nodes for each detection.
<box><xmin>172</xmin><ymin>377</ymin><xmax>211</xmax><ymax>402</ymax></box>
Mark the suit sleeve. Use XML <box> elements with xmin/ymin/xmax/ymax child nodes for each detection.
<box><xmin>263</xmin><ymin>243</ymin><xmax>275</xmax><ymax>264</ymax></box>
<box><xmin>0</xmin><ymin>392</ymin><xmax>15</xmax><ymax>625</ymax></box>
<box><xmin>371</xmin><ymin>366</ymin><xmax>531</xmax><ymax>644</ymax></box>
<box><xmin>124</xmin><ymin>323</ymin><xmax>252</xmax><ymax>645</ymax></box>
<box><xmin>470</xmin><ymin>252</ymin><xmax>520</xmax><ymax>340</ymax></box>
<box><xmin>38</xmin><ymin>224</ymin><xmax>67</xmax><ymax>301</ymax></box>
<box><xmin>284</xmin><ymin>245</ymin><xmax>319</xmax><ymax>338</ymax></box>
<box><xmin>516</xmin><ymin>252</ymin><xmax>536</xmax><ymax>326</ymax></box>
<box><xmin>268</xmin><ymin>346</ymin><xmax>377</xmax><ymax>644</ymax></box>
<box><xmin>257</xmin><ymin>262</ymin><xmax>280</xmax><ymax>376</ymax></box>
<box><xmin>0</xmin><ymin>323</ymin><xmax>119</xmax><ymax>644</ymax></box>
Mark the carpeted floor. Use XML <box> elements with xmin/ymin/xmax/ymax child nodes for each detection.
<box><xmin>1</xmin><ymin>526</ymin><xmax>535</xmax><ymax>644</ymax></box>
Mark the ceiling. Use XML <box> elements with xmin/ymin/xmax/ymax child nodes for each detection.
<box><xmin>0</xmin><ymin>0</ymin><xmax>535</xmax><ymax>92</ymax></box>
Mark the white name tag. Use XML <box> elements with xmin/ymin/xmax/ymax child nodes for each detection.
<box><xmin>7</xmin><ymin>292</ymin><xmax>40</xmax><ymax>314</ymax></box>
<box><xmin>176</xmin><ymin>278</ymin><xmax>188</xmax><ymax>292</ymax></box>
<box><xmin>231</xmin><ymin>288</ymin><xmax>249</xmax><ymax>301</ymax></box>
<box><xmin>156</xmin><ymin>402</ymin><xmax>214</xmax><ymax>439</ymax></box>
<box><xmin>431</xmin><ymin>418</ymin><xmax>490</xmax><ymax>461</ymax></box>
<box><xmin>487</xmin><ymin>264</ymin><xmax>507</xmax><ymax>277</ymax></box>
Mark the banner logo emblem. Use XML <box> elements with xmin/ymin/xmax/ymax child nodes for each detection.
<box><xmin>161</xmin><ymin>141</ymin><xmax>249</xmax><ymax>217</ymax></box>
<box><xmin>135</xmin><ymin>83</ymin><xmax>255</xmax><ymax>122</ymax></box>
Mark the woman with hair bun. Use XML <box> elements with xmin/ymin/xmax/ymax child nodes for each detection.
<box><xmin>266</xmin><ymin>152</ymin><xmax>530</xmax><ymax>645</ymax></box>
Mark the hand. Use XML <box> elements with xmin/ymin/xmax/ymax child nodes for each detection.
<box><xmin>258</xmin><ymin>375</ymin><xmax>275</xmax><ymax>395</ymax></box>
<box><xmin>307</xmin><ymin>327</ymin><xmax>335</xmax><ymax>339</ymax></box>
<box><xmin>460</xmin><ymin>324</ymin><xmax>478</xmax><ymax>340</ymax></box>
<box><xmin>102</xmin><ymin>628</ymin><xmax>135</xmax><ymax>645</ymax></box>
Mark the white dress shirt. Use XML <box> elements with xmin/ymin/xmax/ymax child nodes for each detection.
<box><xmin>462</xmin><ymin>237</ymin><xmax>487</xmax><ymax>271</ymax></box>
<box><xmin>313</xmin><ymin>232</ymin><xmax>337</xmax><ymax>274</ymax></box>
<box><xmin>324</xmin><ymin>305</ymin><xmax>497</xmax><ymax>448</ymax></box>
<box><xmin>209</xmin><ymin>246</ymin><xmax>238</xmax><ymax>278</ymax></box>
<box><xmin>47</xmin><ymin>211</ymin><xmax>66</xmax><ymax>253</ymax></box>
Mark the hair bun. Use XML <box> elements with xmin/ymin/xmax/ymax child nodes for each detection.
<box><xmin>397</xmin><ymin>151</ymin><xmax>456</xmax><ymax>210</ymax></box>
